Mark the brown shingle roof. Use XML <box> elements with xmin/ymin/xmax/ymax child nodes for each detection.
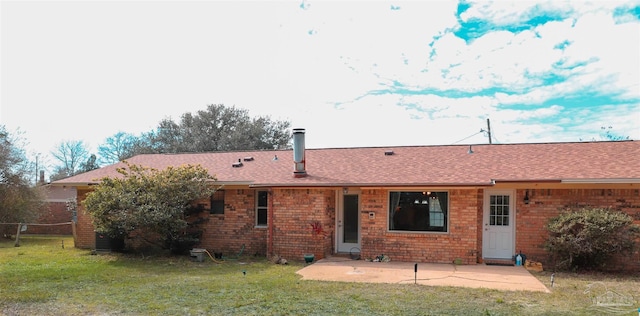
<box><xmin>53</xmin><ymin>141</ymin><xmax>640</xmax><ymax>187</ymax></box>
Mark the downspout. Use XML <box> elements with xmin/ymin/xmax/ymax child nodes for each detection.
<box><xmin>267</xmin><ymin>189</ymin><xmax>274</xmax><ymax>256</ymax></box>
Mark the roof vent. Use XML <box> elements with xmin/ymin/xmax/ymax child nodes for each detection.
<box><xmin>273</xmin><ymin>154</ymin><xmax>278</xmax><ymax>161</ymax></box>
<box><xmin>232</xmin><ymin>159</ymin><xmax>243</xmax><ymax>168</ymax></box>
<box><xmin>243</xmin><ymin>157</ymin><xmax>254</xmax><ymax>162</ymax></box>
<box><xmin>384</xmin><ymin>150</ymin><xmax>394</xmax><ymax>156</ymax></box>
<box><xmin>467</xmin><ymin>145</ymin><xmax>474</xmax><ymax>154</ymax></box>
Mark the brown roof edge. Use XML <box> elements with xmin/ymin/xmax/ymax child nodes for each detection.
<box><xmin>492</xmin><ymin>179</ymin><xmax>562</xmax><ymax>184</ymax></box>
<box><xmin>248</xmin><ymin>182</ymin><xmax>497</xmax><ymax>188</ymax></box>
<box><xmin>49</xmin><ymin>180</ymin><xmax>254</xmax><ymax>187</ymax></box>
<box><xmin>560</xmin><ymin>178</ymin><xmax>640</xmax><ymax>184</ymax></box>
<box><xmin>49</xmin><ymin>182</ymin><xmax>100</xmax><ymax>187</ymax></box>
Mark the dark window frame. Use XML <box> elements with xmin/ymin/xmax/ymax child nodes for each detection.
<box><xmin>256</xmin><ymin>190</ymin><xmax>268</xmax><ymax>227</ymax></box>
<box><xmin>210</xmin><ymin>190</ymin><xmax>225</xmax><ymax>215</ymax></box>
<box><xmin>388</xmin><ymin>191</ymin><xmax>449</xmax><ymax>233</ymax></box>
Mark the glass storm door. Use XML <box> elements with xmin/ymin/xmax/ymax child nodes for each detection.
<box><xmin>337</xmin><ymin>194</ymin><xmax>360</xmax><ymax>253</ymax></box>
<box><xmin>483</xmin><ymin>190</ymin><xmax>515</xmax><ymax>259</ymax></box>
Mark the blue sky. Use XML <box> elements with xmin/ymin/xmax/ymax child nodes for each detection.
<box><xmin>1</xmin><ymin>0</ymin><xmax>639</xmax><ymax>173</ymax></box>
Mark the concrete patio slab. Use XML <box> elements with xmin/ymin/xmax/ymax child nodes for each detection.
<box><xmin>296</xmin><ymin>257</ymin><xmax>550</xmax><ymax>293</ymax></box>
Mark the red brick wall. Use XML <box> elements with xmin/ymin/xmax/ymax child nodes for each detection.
<box><xmin>270</xmin><ymin>188</ymin><xmax>335</xmax><ymax>261</ymax></box>
<box><xmin>196</xmin><ymin>189</ymin><xmax>267</xmax><ymax>257</ymax></box>
<box><xmin>74</xmin><ymin>188</ymin><xmax>269</xmax><ymax>254</ymax></box>
<box><xmin>73</xmin><ymin>184</ymin><xmax>640</xmax><ymax>271</ymax></box>
<box><xmin>476</xmin><ymin>190</ymin><xmax>485</xmax><ymax>262</ymax></box>
<box><xmin>75</xmin><ymin>189</ymin><xmax>96</xmax><ymax>248</ymax></box>
<box><xmin>27</xmin><ymin>202</ymin><xmax>73</xmax><ymax>235</ymax></box>
<box><xmin>360</xmin><ymin>189</ymin><xmax>481</xmax><ymax>264</ymax></box>
<box><xmin>515</xmin><ymin>188</ymin><xmax>640</xmax><ymax>271</ymax></box>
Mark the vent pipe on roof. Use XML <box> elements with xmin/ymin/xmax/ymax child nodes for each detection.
<box><xmin>293</xmin><ymin>128</ymin><xmax>307</xmax><ymax>178</ymax></box>
<box><xmin>232</xmin><ymin>158</ymin><xmax>243</xmax><ymax>168</ymax></box>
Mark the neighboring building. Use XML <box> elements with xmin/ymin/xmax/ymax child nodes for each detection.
<box><xmin>27</xmin><ymin>183</ymin><xmax>75</xmax><ymax>235</ymax></box>
<box><xmin>51</xmin><ymin>129</ymin><xmax>640</xmax><ymax>270</ymax></box>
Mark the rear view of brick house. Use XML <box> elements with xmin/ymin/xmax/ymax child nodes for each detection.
<box><xmin>51</xmin><ymin>130</ymin><xmax>640</xmax><ymax>271</ymax></box>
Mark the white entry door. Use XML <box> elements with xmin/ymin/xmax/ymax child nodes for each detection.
<box><xmin>337</xmin><ymin>193</ymin><xmax>360</xmax><ymax>253</ymax></box>
<box><xmin>482</xmin><ymin>190</ymin><xmax>515</xmax><ymax>259</ymax></box>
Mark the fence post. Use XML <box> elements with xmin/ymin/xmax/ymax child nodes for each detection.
<box><xmin>14</xmin><ymin>223</ymin><xmax>21</xmax><ymax>247</ymax></box>
<box><xmin>72</xmin><ymin>221</ymin><xmax>77</xmax><ymax>247</ymax></box>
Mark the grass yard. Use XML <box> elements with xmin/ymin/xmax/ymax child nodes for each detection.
<box><xmin>1</xmin><ymin>236</ymin><xmax>639</xmax><ymax>315</ymax></box>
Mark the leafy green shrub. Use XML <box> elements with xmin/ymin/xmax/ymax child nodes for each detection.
<box><xmin>546</xmin><ymin>207</ymin><xmax>640</xmax><ymax>271</ymax></box>
<box><xmin>84</xmin><ymin>162</ymin><xmax>215</xmax><ymax>254</ymax></box>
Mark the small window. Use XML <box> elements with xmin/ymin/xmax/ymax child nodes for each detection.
<box><xmin>429</xmin><ymin>197</ymin><xmax>445</xmax><ymax>227</ymax></box>
<box><xmin>210</xmin><ymin>190</ymin><xmax>225</xmax><ymax>214</ymax></box>
<box><xmin>256</xmin><ymin>190</ymin><xmax>268</xmax><ymax>227</ymax></box>
<box><xmin>389</xmin><ymin>191</ymin><xmax>448</xmax><ymax>232</ymax></box>
<box><xmin>489</xmin><ymin>195</ymin><xmax>510</xmax><ymax>226</ymax></box>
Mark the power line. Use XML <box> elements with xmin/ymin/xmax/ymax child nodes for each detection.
<box><xmin>480</xmin><ymin>129</ymin><xmax>500</xmax><ymax>144</ymax></box>
<box><xmin>491</xmin><ymin>133</ymin><xmax>501</xmax><ymax>144</ymax></box>
<box><xmin>451</xmin><ymin>119</ymin><xmax>497</xmax><ymax>145</ymax></box>
<box><xmin>451</xmin><ymin>130</ymin><xmax>484</xmax><ymax>144</ymax></box>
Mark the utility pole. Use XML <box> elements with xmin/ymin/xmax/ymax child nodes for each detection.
<box><xmin>486</xmin><ymin>118</ymin><xmax>492</xmax><ymax>144</ymax></box>
<box><xmin>35</xmin><ymin>153</ymin><xmax>39</xmax><ymax>185</ymax></box>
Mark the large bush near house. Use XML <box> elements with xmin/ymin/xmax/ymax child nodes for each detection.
<box><xmin>83</xmin><ymin>162</ymin><xmax>215</xmax><ymax>254</ymax></box>
<box><xmin>546</xmin><ymin>207</ymin><xmax>640</xmax><ymax>271</ymax></box>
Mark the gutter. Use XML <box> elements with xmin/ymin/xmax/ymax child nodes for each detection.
<box><xmin>248</xmin><ymin>182</ymin><xmax>498</xmax><ymax>188</ymax></box>
<box><xmin>48</xmin><ymin>182</ymin><xmax>100</xmax><ymax>187</ymax></box>
<box><xmin>561</xmin><ymin>178</ymin><xmax>640</xmax><ymax>184</ymax></box>
<box><xmin>55</xmin><ymin>178</ymin><xmax>640</xmax><ymax>189</ymax></box>
<box><xmin>491</xmin><ymin>179</ymin><xmax>562</xmax><ymax>184</ymax></box>
<box><xmin>491</xmin><ymin>178</ymin><xmax>640</xmax><ymax>184</ymax></box>
<box><xmin>49</xmin><ymin>180</ymin><xmax>255</xmax><ymax>187</ymax></box>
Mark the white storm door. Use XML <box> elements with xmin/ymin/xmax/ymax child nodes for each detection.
<box><xmin>337</xmin><ymin>193</ymin><xmax>360</xmax><ymax>253</ymax></box>
<box><xmin>483</xmin><ymin>190</ymin><xmax>515</xmax><ymax>259</ymax></box>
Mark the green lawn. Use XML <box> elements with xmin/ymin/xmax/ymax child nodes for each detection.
<box><xmin>1</xmin><ymin>236</ymin><xmax>639</xmax><ymax>315</ymax></box>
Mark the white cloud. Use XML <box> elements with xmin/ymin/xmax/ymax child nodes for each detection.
<box><xmin>459</xmin><ymin>0</ymin><xmax>626</xmax><ymax>26</ymax></box>
<box><xmin>1</xmin><ymin>0</ymin><xmax>638</xmax><ymax>174</ymax></box>
<box><xmin>498</xmin><ymin>105</ymin><xmax>564</xmax><ymax>122</ymax></box>
<box><xmin>459</xmin><ymin>1</ymin><xmax>548</xmax><ymax>25</ymax></box>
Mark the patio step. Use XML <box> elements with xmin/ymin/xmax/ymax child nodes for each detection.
<box><xmin>483</xmin><ymin>258</ymin><xmax>515</xmax><ymax>266</ymax></box>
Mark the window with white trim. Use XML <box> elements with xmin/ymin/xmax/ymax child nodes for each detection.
<box><xmin>489</xmin><ymin>195</ymin><xmax>510</xmax><ymax>226</ymax></box>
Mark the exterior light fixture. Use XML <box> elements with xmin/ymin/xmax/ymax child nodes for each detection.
<box><xmin>524</xmin><ymin>190</ymin><xmax>530</xmax><ymax>204</ymax></box>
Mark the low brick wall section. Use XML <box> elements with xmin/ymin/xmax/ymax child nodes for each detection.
<box><xmin>26</xmin><ymin>202</ymin><xmax>73</xmax><ymax>235</ymax></box>
<box><xmin>515</xmin><ymin>188</ymin><xmax>640</xmax><ymax>271</ymax></box>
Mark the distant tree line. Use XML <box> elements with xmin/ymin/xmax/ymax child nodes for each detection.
<box><xmin>579</xmin><ymin>126</ymin><xmax>630</xmax><ymax>142</ymax></box>
<box><xmin>49</xmin><ymin>104</ymin><xmax>291</xmax><ymax>181</ymax></box>
<box><xmin>0</xmin><ymin>126</ymin><xmax>44</xmax><ymax>234</ymax></box>
<box><xmin>49</xmin><ymin>140</ymin><xmax>98</xmax><ymax>181</ymax></box>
